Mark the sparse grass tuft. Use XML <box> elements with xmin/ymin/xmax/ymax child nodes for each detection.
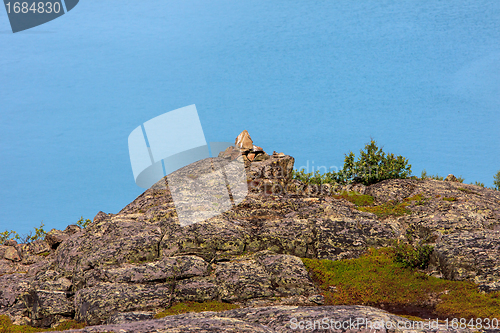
<box><xmin>154</xmin><ymin>301</ymin><xmax>240</xmax><ymax>319</ymax></box>
<box><xmin>443</xmin><ymin>197</ymin><xmax>457</xmax><ymax>202</ymax></box>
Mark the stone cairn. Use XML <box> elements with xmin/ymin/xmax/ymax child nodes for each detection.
<box><xmin>218</xmin><ymin>130</ymin><xmax>281</xmax><ymax>162</ymax></box>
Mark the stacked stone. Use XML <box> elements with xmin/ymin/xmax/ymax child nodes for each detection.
<box><xmin>218</xmin><ymin>130</ymin><xmax>270</xmax><ymax>162</ymax></box>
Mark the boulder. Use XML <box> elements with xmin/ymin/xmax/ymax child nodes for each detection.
<box><xmin>105</xmin><ymin>311</ymin><xmax>154</xmax><ymax>324</ymax></box>
<box><xmin>63</xmin><ymin>224</ymin><xmax>81</xmax><ymax>235</ymax></box>
<box><xmin>235</xmin><ymin>130</ymin><xmax>253</xmax><ymax>150</ymax></box>
<box><xmin>45</xmin><ymin>229</ymin><xmax>68</xmax><ymax>250</ymax></box>
<box><xmin>74</xmin><ymin>282</ymin><xmax>173</xmax><ymax>325</ymax></box>
<box><xmin>93</xmin><ymin>211</ymin><xmax>113</xmax><ymax>224</ymax></box>
<box><xmin>83</xmin><ymin>255</ymin><xmax>209</xmax><ymax>287</ymax></box>
<box><xmin>25</xmin><ymin>239</ymin><xmax>51</xmax><ymax>255</ymax></box>
<box><xmin>0</xmin><ymin>245</ymin><xmax>8</xmax><ymax>258</ymax></box>
<box><xmin>4</xmin><ymin>239</ymin><xmax>17</xmax><ymax>247</ymax></box>
<box><xmin>3</xmin><ymin>246</ymin><xmax>21</xmax><ymax>262</ymax></box>
<box><xmin>253</xmin><ymin>152</ymin><xmax>270</xmax><ymax>161</ymax></box>
<box><xmin>24</xmin><ymin>289</ymin><xmax>74</xmax><ymax>327</ymax></box>
<box><xmin>0</xmin><ymin>272</ymin><xmax>31</xmax><ymax>325</ymax></box>
<box><xmin>444</xmin><ymin>174</ymin><xmax>458</xmax><ymax>182</ymax></box>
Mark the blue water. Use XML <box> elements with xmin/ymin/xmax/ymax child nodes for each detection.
<box><xmin>1</xmin><ymin>1</ymin><xmax>499</xmax><ymax>235</ymax></box>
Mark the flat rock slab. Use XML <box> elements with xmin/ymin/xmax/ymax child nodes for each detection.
<box><xmin>50</xmin><ymin>305</ymin><xmax>476</xmax><ymax>333</ymax></box>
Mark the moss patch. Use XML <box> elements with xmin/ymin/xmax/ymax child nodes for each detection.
<box><xmin>333</xmin><ymin>191</ymin><xmax>374</xmax><ymax>207</ymax></box>
<box><xmin>301</xmin><ymin>248</ymin><xmax>500</xmax><ymax>320</ymax></box>
<box><xmin>0</xmin><ymin>316</ymin><xmax>86</xmax><ymax>332</ymax></box>
<box><xmin>154</xmin><ymin>301</ymin><xmax>240</xmax><ymax>319</ymax></box>
<box><xmin>404</xmin><ymin>194</ymin><xmax>428</xmax><ymax>206</ymax></box>
<box><xmin>358</xmin><ymin>200</ymin><xmax>411</xmax><ymax>219</ymax></box>
<box><xmin>333</xmin><ymin>192</ymin><xmax>426</xmax><ymax>219</ymax></box>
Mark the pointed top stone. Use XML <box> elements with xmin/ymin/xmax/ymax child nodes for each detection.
<box><xmin>235</xmin><ymin>130</ymin><xmax>253</xmax><ymax>150</ymax></box>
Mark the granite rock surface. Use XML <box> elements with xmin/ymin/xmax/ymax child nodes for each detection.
<box><xmin>0</xmin><ymin>132</ymin><xmax>499</xmax><ymax>331</ymax></box>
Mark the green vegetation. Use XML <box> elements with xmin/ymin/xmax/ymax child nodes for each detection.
<box><xmin>0</xmin><ymin>316</ymin><xmax>86</xmax><ymax>332</ymax></box>
<box><xmin>0</xmin><ymin>230</ymin><xmax>20</xmax><ymax>245</ymax></box>
<box><xmin>291</xmin><ymin>169</ymin><xmax>336</xmax><ymax>185</ymax></box>
<box><xmin>292</xmin><ymin>139</ymin><xmax>411</xmax><ymax>186</ymax></box>
<box><xmin>420</xmin><ymin>170</ymin><xmax>443</xmax><ymax>181</ymax></box>
<box><xmin>358</xmin><ymin>200</ymin><xmax>412</xmax><ymax>219</ymax></box>
<box><xmin>291</xmin><ymin>143</ymin><xmax>500</xmax><ymax>192</ymax></box>
<box><xmin>302</xmin><ymin>247</ymin><xmax>500</xmax><ymax>320</ymax></box>
<box><xmin>26</xmin><ymin>222</ymin><xmax>47</xmax><ymax>243</ymax></box>
<box><xmin>332</xmin><ymin>191</ymin><xmax>374</xmax><ymax>206</ymax></box>
<box><xmin>331</xmin><ymin>192</ymin><xmax>426</xmax><ymax>219</ymax></box>
<box><xmin>337</xmin><ymin>139</ymin><xmax>412</xmax><ymax>185</ymax></box>
<box><xmin>2</xmin><ymin>215</ymin><xmax>92</xmax><ymax>246</ymax></box>
<box><xmin>405</xmin><ymin>193</ymin><xmax>427</xmax><ymax>205</ymax></box>
<box><xmin>393</xmin><ymin>242</ymin><xmax>434</xmax><ymax>269</ymax></box>
<box><xmin>420</xmin><ymin>170</ymin><xmax>464</xmax><ymax>183</ymax></box>
<box><xmin>154</xmin><ymin>301</ymin><xmax>239</xmax><ymax>319</ymax></box>
<box><xmin>76</xmin><ymin>216</ymin><xmax>92</xmax><ymax>229</ymax></box>
<box><xmin>0</xmin><ymin>222</ymin><xmax>46</xmax><ymax>245</ymax></box>
<box><xmin>494</xmin><ymin>170</ymin><xmax>500</xmax><ymax>191</ymax></box>
<box><xmin>443</xmin><ymin>197</ymin><xmax>457</xmax><ymax>202</ymax></box>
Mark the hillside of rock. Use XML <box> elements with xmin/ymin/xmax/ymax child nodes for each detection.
<box><xmin>0</xmin><ymin>131</ymin><xmax>499</xmax><ymax>331</ymax></box>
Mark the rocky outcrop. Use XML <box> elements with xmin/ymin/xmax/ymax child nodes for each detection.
<box><xmin>49</xmin><ymin>305</ymin><xmax>477</xmax><ymax>333</ymax></box>
<box><xmin>364</xmin><ymin>178</ymin><xmax>500</xmax><ymax>291</ymax></box>
<box><xmin>0</xmin><ymin>131</ymin><xmax>499</xmax><ymax>331</ymax></box>
<box><xmin>219</xmin><ymin>130</ymin><xmax>271</xmax><ymax>163</ymax></box>
<box><xmin>45</xmin><ymin>224</ymin><xmax>79</xmax><ymax>250</ymax></box>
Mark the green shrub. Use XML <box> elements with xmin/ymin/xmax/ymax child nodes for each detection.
<box><xmin>393</xmin><ymin>242</ymin><xmax>434</xmax><ymax>269</ymax></box>
<box><xmin>291</xmin><ymin>169</ymin><xmax>336</xmax><ymax>185</ymax></box>
<box><xmin>334</xmin><ymin>139</ymin><xmax>412</xmax><ymax>185</ymax></box>
<box><xmin>2</xmin><ymin>222</ymin><xmax>47</xmax><ymax>245</ymax></box>
<box><xmin>18</xmin><ymin>222</ymin><xmax>47</xmax><ymax>244</ymax></box>
<box><xmin>292</xmin><ymin>139</ymin><xmax>411</xmax><ymax>186</ymax></box>
<box><xmin>494</xmin><ymin>170</ymin><xmax>500</xmax><ymax>191</ymax></box>
<box><xmin>471</xmin><ymin>181</ymin><xmax>485</xmax><ymax>187</ymax></box>
<box><xmin>76</xmin><ymin>216</ymin><xmax>92</xmax><ymax>228</ymax></box>
<box><xmin>0</xmin><ymin>230</ymin><xmax>20</xmax><ymax>245</ymax></box>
